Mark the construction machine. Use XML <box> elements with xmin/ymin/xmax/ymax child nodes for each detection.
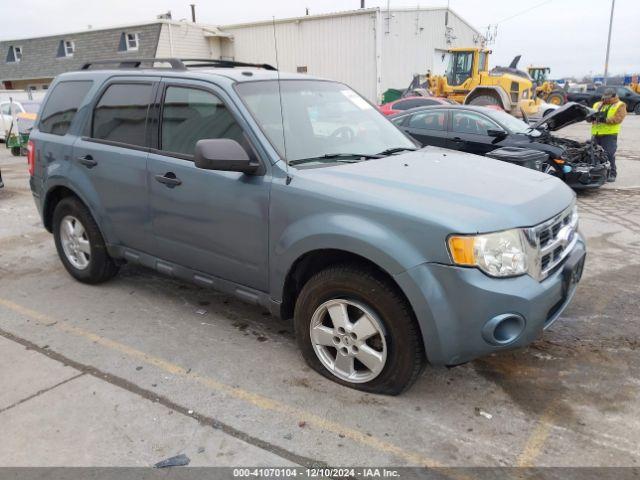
<box><xmin>528</xmin><ymin>66</ymin><xmax>566</xmax><ymax>105</ymax></box>
<box><xmin>424</xmin><ymin>48</ymin><xmax>538</xmax><ymax>117</ymax></box>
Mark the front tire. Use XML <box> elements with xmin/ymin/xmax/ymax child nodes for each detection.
<box><xmin>53</xmin><ymin>197</ymin><xmax>119</xmax><ymax>284</ymax></box>
<box><xmin>294</xmin><ymin>264</ymin><xmax>425</xmax><ymax>395</ymax></box>
<box><xmin>546</xmin><ymin>91</ymin><xmax>565</xmax><ymax>105</ymax></box>
<box><xmin>634</xmin><ymin>103</ymin><xmax>640</xmax><ymax>115</ymax></box>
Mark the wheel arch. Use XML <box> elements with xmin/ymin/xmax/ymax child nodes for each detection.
<box><xmin>42</xmin><ymin>183</ymin><xmax>100</xmax><ymax>235</ymax></box>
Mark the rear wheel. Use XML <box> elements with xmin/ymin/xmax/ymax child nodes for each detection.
<box><xmin>634</xmin><ymin>103</ymin><xmax>640</xmax><ymax>115</ymax></box>
<box><xmin>10</xmin><ymin>146</ymin><xmax>21</xmax><ymax>156</ymax></box>
<box><xmin>468</xmin><ymin>93</ymin><xmax>502</xmax><ymax>108</ymax></box>
<box><xmin>294</xmin><ymin>264</ymin><xmax>425</xmax><ymax>395</ymax></box>
<box><xmin>546</xmin><ymin>91</ymin><xmax>565</xmax><ymax>105</ymax></box>
<box><xmin>53</xmin><ymin>197</ymin><xmax>119</xmax><ymax>284</ymax></box>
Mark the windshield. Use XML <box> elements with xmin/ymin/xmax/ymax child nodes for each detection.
<box><xmin>235</xmin><ymin>80</ymin><xmax>415</xmax><ymax>165</ymax></box>
<box><xmin>486</xmin><ymin>109</ymin><xmax>540</xmax><ymax>136</ymax></box>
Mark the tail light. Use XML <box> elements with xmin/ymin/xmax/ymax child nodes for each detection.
<box><xmin>27</xmin><ymin>140</ymin><xmax>35</xmax><ymax>176</ymax></box>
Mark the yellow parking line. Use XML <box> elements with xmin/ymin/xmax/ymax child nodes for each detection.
<box><xmin>516</xmin><ymin>399</ymin><xmax>560</xmax><ymax>466</ymax></box>
<box><xmin>0</xmin><ymin>298</ymin><xmax>439</xmax><ymax>467</ymax></box>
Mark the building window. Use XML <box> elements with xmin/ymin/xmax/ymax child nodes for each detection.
<box><xmin>64</xmin><ymin>40</ymin><xmax>75</xmax><ymax>56</ymax></box>
<box><xmin>57</xmin><ymin>40</ymin><xmax>75</xmax><ymax>58</ymax></box>
<box><xmin>126</xmin><ymin>33</ymin><xmax>139</xmax><ymax>50</ymax></box>
<box><xmin>118</xmin><ymin>32</ymin><xmax>140</xmax><ymax>52</ymax></box>
<box><xmin>6</xmin><ymin>46</ymin><xmax>22</xmax><ymax>63</ymax></box>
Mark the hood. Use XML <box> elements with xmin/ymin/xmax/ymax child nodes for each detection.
<box><xmin>531</xmin><ymin>102</ymin><xmax>591</xmax><ymax>131</ymax></box>
<box><xmin>294</xmin><ymin>147</ymin><xmax>575</xmax><ymax>234</ymax></box>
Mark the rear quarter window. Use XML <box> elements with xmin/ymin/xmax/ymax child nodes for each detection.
<box><xmin>39</xmin><ymin>80</ymin><xmax>93</xmax><ymax>135</ymax></box>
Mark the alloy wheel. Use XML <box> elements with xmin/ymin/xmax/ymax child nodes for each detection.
<box><xmin>309</xmin><ymin>299</ymin><xmax>387</xmax><ymax>383</ymax></box>
<box><xmin>60</xmin><ymin>215</ymin><xmax>91</xmax><ymax>270</ymax></box>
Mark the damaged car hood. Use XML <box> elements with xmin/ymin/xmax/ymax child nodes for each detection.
<box><xmin>531</xmin><ymin>102</ymin><xmax>591</xmax><ymax>131</ymax></box>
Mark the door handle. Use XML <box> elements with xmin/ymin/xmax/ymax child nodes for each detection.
<box><xmin>77</xmin><ymin>155</ymin><xmax>97</xmax><ymax>168</ymax></box>
<box><xmin>154</xmin><ymin>172</ymin><xmax>182</xmax><ymax>188</ymax></box>
<box><xmin>452</xmin><ymin>137</ymin><xmax>464</xmax><ymax>143</ymax></box>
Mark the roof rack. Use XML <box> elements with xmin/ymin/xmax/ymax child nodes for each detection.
<box><xmin>81</xmin><ymin>58</ymin><xmax>277</xmax><ymax>71</ymax></box>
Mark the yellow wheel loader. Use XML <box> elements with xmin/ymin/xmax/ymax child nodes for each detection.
<box><xmin>424</xmin><ymin>48</ymin><xmax>538</xmax><ymax>118</ymax></box>
<box><xmin>528</xmin><ymin>66</ymin><xmax>566</xmax><ymax>105</ymax></box>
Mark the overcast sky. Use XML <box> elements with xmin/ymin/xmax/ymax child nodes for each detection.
<box><xmin>1</xmin><ymin>0</ymin><xmax>638</xmax><ymax>78</ymax></box>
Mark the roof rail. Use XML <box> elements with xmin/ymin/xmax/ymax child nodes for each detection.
<box><xmin>80</xmin><ymin>58</ymin><xmax>277</xmax><ymax>71</ymax></box>
<box><xmin>180</xmin><ymin>58</ymin><xmax>277</xmax><ymax>71</ymax></box>
<box><xmin>81</xmin><ymin>58</ymin><xmax>187</xmax><ymax>70</ymax></box>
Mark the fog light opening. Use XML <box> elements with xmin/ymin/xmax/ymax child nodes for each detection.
<box><xmin>482</xmin><ymin>313</ymin><xmax>526</xmax><ymax>346</ymax></box>
<box><xmin>493</xmin><ymin>315</ymin><xmax>525</xmax><ymax>344</ymax></box>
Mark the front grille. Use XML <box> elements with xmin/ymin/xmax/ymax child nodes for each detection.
<box><xmin>529</xmin><ymin>204</ymin><xmax>578</xmax><ymax>280</ymax></box>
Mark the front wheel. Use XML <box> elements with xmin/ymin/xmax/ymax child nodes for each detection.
<box><xmin>294</xmin><ymin>264</ymin><xmax>425</xmax><ymax>395</ymax></box>
<box><xmin>53</xmin><ymin>197</ymin><xmax>119</xmax><ymax>284</ymax></box>
<box><xmin>635</xmin><ymin>103</ymin><xmax>640</xmax><ymax>115</ymax></box>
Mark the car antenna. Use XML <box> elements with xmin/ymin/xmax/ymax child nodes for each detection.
<box><xmin>272</xmin><ymin>16</ymin><xmax>291</xmax><ymax>183</ymax></box>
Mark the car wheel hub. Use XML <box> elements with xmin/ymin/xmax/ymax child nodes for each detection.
<box><xmin>309</xmin><ymin>299</ymin><xmax>387</xmax><ymax>383</ymax></box>
<box><xmin>60</xmin><ymin>215</ymin><xmax>91</xmax><ymax>270</ymax></box>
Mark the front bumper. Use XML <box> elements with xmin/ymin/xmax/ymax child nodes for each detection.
<box><xmin>564</xmin><ymin>162</ymin><xmax>610</xmax><ymax>189</ymax></box>
<box><xmin>394</xmin><ymin>237</ymin><xmax>586</xmax><ymax>366</ymax></box>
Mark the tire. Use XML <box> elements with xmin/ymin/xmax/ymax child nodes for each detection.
<box><xmin>546</xmin><ymin>91</ymin><xmax>565</xmax><ymax>106</ymax></box>
<box><xmin>52</xmin><ymin>196</ymin><xmax>119</xmax><ymax>284</ymax></box>
<box><xmin>10</xmin><ymin>146</ymin><xmax>21</xmax><ymax>156</ymax></box>
<box><xmin>294</xmin><ymin>264</ymin><xmax>425</xmax><ymax>395</ymax></box>
<box><xmin>634</xmin><ymin>103</ymin><xmax>640</xmax><ymax>115</ymax></box>
<box><xmin>467</xmin><ymin>93</ymin><xmax>502</xmax><ymax>108</ymax></box>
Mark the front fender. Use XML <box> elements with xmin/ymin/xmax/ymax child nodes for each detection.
<box><xmin>270</xmin><ymin>212</ymin><xmax>428</xmax><ymax>302</ymax></box>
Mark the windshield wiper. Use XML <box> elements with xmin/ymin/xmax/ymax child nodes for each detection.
<box><xmin>376</xmin><ymin>147</ymin><xmax>417</xmax><ymax>156</ymax></box>
<box><xmin>289</xmin><ymin>153</ymin><xmax>381</xmax><ymax>165</ymax></box>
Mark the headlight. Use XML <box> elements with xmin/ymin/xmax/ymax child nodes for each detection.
<box><xmin>448</xmin><ymin>229</ymin><xmax>528</xmax><ymax>277</ymax></box>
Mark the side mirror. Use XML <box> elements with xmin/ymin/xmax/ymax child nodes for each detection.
<box><xmin>194</xmin><ymin>139</ymin><xmax>259</xmax><ymax>174</ymax></box>
<box><xmin>487</xmin><ymin>129</ymin><xmax>507</xmax><ymax>138</ymax></box>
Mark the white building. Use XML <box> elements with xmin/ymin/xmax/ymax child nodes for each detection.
<box><xmin>1</xmin><ymin>7</ymin><xmax>481</xmax><ymax>102</ymax></box>
<box><xmin>219</xmin><ymin>7</ymin><xmax>481</xmax><ymax>101</ymax></box>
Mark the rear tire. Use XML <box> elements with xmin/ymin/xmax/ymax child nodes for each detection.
<box><xmin>546</xmin><ymin>91</ymin><xmax>565</xmax><ymax>106</ymax></box>
<box><xmin>468</xmin><ymin>93</ymin><xmax>502</xmax><ymax>108</ymax></box>
<box><xmin>634</xmin><ymin>103</ymin><xmax>640</xmax><ymax>115</ymax></box>
<box><xmin>294</xmin><ymin>264</ymin><xmax>425</xmax><ymax>395</ymax></box>
<box><xmin>53</xmin><ymin>197</ymin><xmax>119</xmax><ymax>284</ymax></box>
<box><xmin>10</xmin><ymin>146</ymin><xmax>21</xmax><ymax>156</ymax></box>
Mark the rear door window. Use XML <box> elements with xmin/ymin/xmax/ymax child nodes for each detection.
<box><xmin>92</xmin><ymin>83</ymin><xmax>154</xmax><ymax>147</ymax></box>
<box><xmin>408</xmin><ymin>110</ymin><xmax>447</xmax><ymax>131</ymax></box>
<box><xmin>160</xmin><ymin>86</ymin><xmax>244</xmax><ymax>156</ymax></box>
<box><xmin>39</xmin><ymin>80</ymin><xmax>92</xmax><ymax>135</ymax></box>
<box><xmin>451</xmin><ymin>111</ymin><xmax>498</xmax><ymax>135</ymax></box>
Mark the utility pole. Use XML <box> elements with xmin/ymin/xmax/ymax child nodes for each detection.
<box><xmin>190</xmin><ymin>4</ymin><xmax>196</xmax><ymax>23</ymax></box>
<box><xmin>603</xmin><ymin>0</ymin><xmax>615</xmax><ymax>85</ymax></box>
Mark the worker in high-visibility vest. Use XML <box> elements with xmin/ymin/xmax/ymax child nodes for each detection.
<box><xmin>590</xmin><ymin>88</ymin><xmax>627</xmax><ymax>182</ymax></box>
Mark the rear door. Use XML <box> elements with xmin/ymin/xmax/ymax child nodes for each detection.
<box><xmin>400</xmin><ymin>109</ymin><xmax>449</xmax><ymax>147</ymax></box>
<box><xmin>147</xmin><ymin>78</ymin><xmax>270</xmax><ymax>291</ymax></box>
<box><xmin>446</xmin><ymin>110</ymin><xmax>502</xmax><ymax>155</ymax></box>
<box><xmin>32</xmin><ymin>80</ymin><xmax>94</xmax><ymax>183</ymax></box>
<box><xmin>72</xmin><ymin>77</ymin><xmax>157</xmax><ymax>251</ymax></box>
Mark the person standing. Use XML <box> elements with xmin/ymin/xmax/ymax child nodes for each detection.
<box><xmin>591</xmin><ymin>88</ymin><xmax>627</xmax><ymax>182</ymax></box>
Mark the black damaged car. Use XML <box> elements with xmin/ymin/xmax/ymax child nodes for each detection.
<box><xmin>390</xmin><ymin>102</ymin><xmax>610</xmax><ymax>189</ymax></box>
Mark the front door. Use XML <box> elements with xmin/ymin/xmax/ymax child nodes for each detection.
<box><xmin>147</xmin><ymin>80</ymin><xmax>270</xmax><ymax>291</ymax></box>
